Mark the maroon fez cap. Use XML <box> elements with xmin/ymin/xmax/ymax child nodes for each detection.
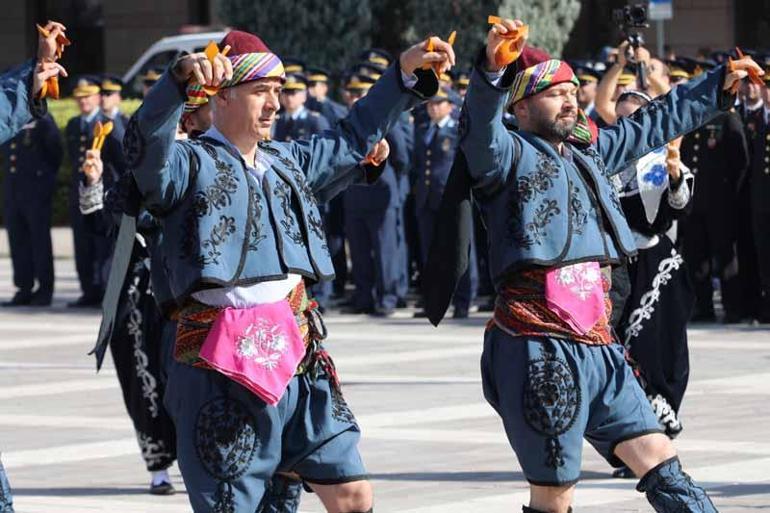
<box><xmin>219</xmin><ymin>30</ymin><xmax>273</xmax><ymax>55</ymax></box>
<box><xmin>516</xmin><ymin>46</ymin><xmax>552</xmax><ymax>71</ymax></box>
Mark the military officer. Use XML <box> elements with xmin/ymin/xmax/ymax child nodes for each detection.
<box><xmin>100</xmin><ymin>74</ymin><xmax>129</xmax><ymax>132</ymax></box>
<box><xmin>1</xmin><ymin>113</ymin><xmax>62</xmax><ymax>306</ymax></box>
<box><xmin>274</xmin><ymin>74</ymin><xmax>331</xmax><ymax>142</ymax></box>
<box><xmin>413</xmin><ymin>86</ymin><xmax>476</xmax><ymax>318</ymax></box>
<box><xmin>342</xmin><ymin>75</ymin><xmax>410</xmax><ymax>316</ymax></box>
<box><xmin>745</xmin><ymin>70</ymin><xmax>770</xmax><ymax>322</ymax></box>
<box><xmin>454</xmin><ymin>70</ymin><xmax>470</xmax><ymax>97</ymax></box>
<box><xmin>65</xmin><ymin>77</ymin><xmax>125</xmax><ymax>307</ymax></box>
<box><xmin>680</xmin><ymin>74</ymin><xmax>749</xmax><ymax>322</ymax></box>
<box><xmin>141</xmin><ymin>67</ymin><xmax>163</xmax><ymax>97</ymax></box>
<box><xmin>306</xmin><ymin>67</ymin><xmax>348</xmax><ymax>127</ymax></box>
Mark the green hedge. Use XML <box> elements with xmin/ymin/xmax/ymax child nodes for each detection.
<box><xmin>0</xmin><ymin>98</ymin><xmax>141</xmax><ymax>226</ymax></box>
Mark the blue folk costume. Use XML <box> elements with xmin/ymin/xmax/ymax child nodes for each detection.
<box><xmin>423</xmin><ymin>46</ymin><xmax>731</xmax><ymax>512</ymax></box>
<box><xmin>0</xmin><ymin>58</ymin><xmax>50</xmax><ymax>513</ymax></box>
<box><xmin>123</xmin><ymin>30</ymin><xmax>436</xmax><ymax>513</ymax></box>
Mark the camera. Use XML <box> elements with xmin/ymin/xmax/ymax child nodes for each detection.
<box><xmin>612</xmin><ymin>4</ymin><xmax>649</xmax><ymax>30</ymax></box>
<box><xmin>613</xmin><ymin>3</ymin><xmax>650</xmax><ymax>90</ymax></box>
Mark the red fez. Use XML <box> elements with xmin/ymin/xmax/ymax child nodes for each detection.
<box><xmin>516</xmin><ymin>46</ymin><xmax>552</xmax><ymax>71</ymax></box>
<box><xmin>219</xmin><ymin>30</ymin><xmax>272</xmax><ymax>55</ymax></box>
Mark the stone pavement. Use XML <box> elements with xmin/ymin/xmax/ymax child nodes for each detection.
<box><xmin>0</xmin><ymin>257</ymin><xmax>768</xmax><ymax>512</ymax></box>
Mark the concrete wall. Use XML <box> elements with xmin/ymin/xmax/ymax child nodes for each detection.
<box><xmin>645</xmin><ymin>0</ymin><xmax>735</xmax><ymax>57</ymax></box>
<box><xmin>0</xmin><ymin>2</ymin><xmax>33</xmax><ymax>70</ymax></box>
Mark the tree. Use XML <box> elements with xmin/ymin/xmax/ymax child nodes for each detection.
<box><xmin>406</xmin><ymin>0</ymin><xmax>499</xmax><ymax>69</ymax></box>
<box><xmin>218</xmin><ymin>0</ymin><xmax>373</xmax><ymax>71</ymax></box>
<box><xmin>497</xmin><ymin>0</ymin><xmax>582</xmax><ymax>57</ymax></box>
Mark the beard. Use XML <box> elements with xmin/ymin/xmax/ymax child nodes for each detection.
<box><xmin>531</xmin><ymin>114</ymin><xmax>577</xmax><ymax>143</ymax></box>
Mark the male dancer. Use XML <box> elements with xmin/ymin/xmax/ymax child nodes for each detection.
<box><xmin>425</xmin><ymin>17</ymin><xmax>759</xmax><ymax>513</ymax></box>
<box><xmin>124</xmin><ymin>29</ymin><xmax>453</xmax><ymax>512</ymax></box>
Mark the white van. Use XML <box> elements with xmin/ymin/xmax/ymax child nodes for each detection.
<box><xmin>122</xmin><ymin>31</ymin><xmax>227</xmax><ymax>97</ymax></box>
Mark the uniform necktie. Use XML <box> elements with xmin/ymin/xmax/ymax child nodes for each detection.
<box><xmin>424</xmin><ymin>123</ymin><xmax>437</xmax><ymax>146</ymax></box>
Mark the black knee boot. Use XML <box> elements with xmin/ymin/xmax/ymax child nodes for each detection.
<box><xmin>637</xmin><ymin>456</ymin><xmax>718</xmax><ymax>512</ymax></box>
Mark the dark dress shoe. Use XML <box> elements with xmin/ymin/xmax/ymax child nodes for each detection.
<box><xmin>690</xmin><ymin>311</ymin><xmax>716</xmax><ymax>323</ymax></box>
<box><xmin>396</xmin><ymin>298</ymin><xmax>408</xmax><ymax>308</ymax></box>
<box><xmin>67</xmin><ymin>295</ymin><xmax>101</xmax><ymax>308</ymax></box>
<box><xmin>477</xmin><ymin>300</ymin><xmax>495</xmax><ymax>312</ymax></box>
<box><xmin>371</xmin><ymin>306</ymin><xmax>395</xmax><ymax>318</ymax></box>
<box><xmin>453</xmin><ymin>306</ymin><xmax>469</xmax><ymax>319</ymax></box>
<box><xmin>412</xmin><ymin>309</ymin><xmax>429</xmax><ymax>318</ymax></box>
<box><xmin>149</xmin><ymin>481</ymin><xmax>176</xmax><ymax>495</ymax></box>
<box><xmin>29</xmin><ymin>291</ymin><xmax>53</xmax><ymax>306</ymax></box>
<box><xmin>2</xmin><ymin>292</ymin><xmax>33</xmax><ymax>307</ymax></box>
<box><xmin>340</xmin><ymin>305</ymin><xmax>374</xmax><ymax>315</ymax></box>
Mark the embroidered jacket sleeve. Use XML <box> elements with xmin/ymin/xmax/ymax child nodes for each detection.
<box><xmin>0</xmin><ymin>60</ymin><xmax>47</xmax><ymax>145</ymax></box>
<box><xmin>124</xmin><ymin>72</ymin><xmax>192</xmax><ymax>213</ymax></box>
<box><xmin>287</xmin><ymin>64</ymin><xmax>430</xmax><ymax>203</ymax></box>
<box><xmin>597</xmin><ymin>66</ymin><xmax>735</xmax><ymax>175</ymax></box>
<box><xmin>459</xmin><ymin>65</ymin><xmax>518</xmax><ymax>194</ymax></box>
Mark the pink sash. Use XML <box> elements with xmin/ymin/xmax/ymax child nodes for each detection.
<box><xmin>544</xmin><ymin>262</ymin><xmax>605</xmax><ymax>335</ymax></box>
<box><xmin>199</xmin><ymin>300</ymin><xmax>307</xmax><ymax>405</ymax></box>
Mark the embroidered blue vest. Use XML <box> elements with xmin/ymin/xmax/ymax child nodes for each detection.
<box><xmin>474</xmin><ymin>133</ymin><xmax>637</xmax><ymax>280</ymax></box>
<box><xmin>125</xmin><ymin>65</ymin><xmax>423</xmax><ymax>305</ymax></box>
<box><xmin>461</xmin><ymin>64</ymin><xmax>733</xmax><ymax>287</ymax></box>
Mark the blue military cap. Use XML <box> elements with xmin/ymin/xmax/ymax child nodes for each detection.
<box><xmin>428</xmin><ymin>85</ymin><xmax>461</xmax><ymax>106</ymax></box>
<box><xmin>358</xmin><ymin>48</ymin><xmax>392</xmax><ymax>70</ymax></box>
<box><xmin>141</xmin><ymin>67</ymin><xmax>164</xmax><ymax>86</ymax></box>
<box><xmin>72</xmin><ymin>75</ymin><xmax>101</xmax><ymax>97</ymax></box>
<box><xmin>305</xmin><ymin>67</ymin><xmax>331</xmax><ymax>84</ymax></box>
<box><xmin>665</xmin><ymin>58</ymin><xmax>691</xmax><ymax>81</ymax></box>
<box><xmin>453</xmin><ymin>69</ymin><xmax>471</xmax><ymax>89</ymax></box>
<box><xmin>350</xmin><ymin>62</ymin><xmax>383</xmax><ymax>81</ymax></box>
<box><xmin>100</xmin><ymin>73</ymin><xmax>124</xmax><ymax>94</ymax></box>
<box><xmin>282</xmin><ymin>73</ymin><xmax>308</xmax><ymax>92</ymax></box>
<box><xmin>678</xmin><ymin>57</ymin><xmax>716</xmax><ymax>77</ymax></box>
<box><xmin>345</xmin><ymin>74</ymin><xmax>376</xmax><ymax>94</ymax></box>
<box><xmin>282</xmin><ymin>58</ymin><xmax>305</xmax><ymax>75</ymax></box>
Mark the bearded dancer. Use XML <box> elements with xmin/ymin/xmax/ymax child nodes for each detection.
<box><xmin>423</xmin><ymin>17</ymin><xmax>760</xmax><ymax>513</ymax></box>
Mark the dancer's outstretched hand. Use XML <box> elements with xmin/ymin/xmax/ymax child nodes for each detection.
<box><xmin>400</xmin><ymin>37</ymin><xmax>456</xmax><ymax>76</ymax></box>
<box><xmin>173</xmin><ymin>50</ymin><xmax>233</xmax><ymax>88</ymax></box>
<box><xmin>486</xmin><ymin>17</ymin><xmax>528</xmax><ymax>71</ymax></box>
<box><xmin>724</xmin><ymin>55</ymin><xmax>764</xmax><ymax>94</ymax></box>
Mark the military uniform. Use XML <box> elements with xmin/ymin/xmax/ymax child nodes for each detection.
<box><xmin>0</xmin><ymin>114</ymin><xmax>62</xmax><ymax>305</ymax></box>
<box><xmin>274</xmin><ymin>107</ymin><xmax>330</xmax><ymax>143</ymax></box>
<box><xmin>344</xmin><ymin>112</ymin><xmax>411</xmax><ymax>315</ymax></box>
<box><xmin>413</xmin><ymin>105</ymin><xmax>477</xmax><ymax>316</ymax></box>
<box><xmin>680</xmin><ymin>111</ymin><xmax>748</xmax><ymax>321</ymax></box>
<box><xmin>305</xmin><ymin>67</ymin><xmax>348</xmax><ymax>127</ymax></box>
<box><xmin>66</xmin><ymin>79</ymin><xmax>126</xmax><ymax>307</ymax></box>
